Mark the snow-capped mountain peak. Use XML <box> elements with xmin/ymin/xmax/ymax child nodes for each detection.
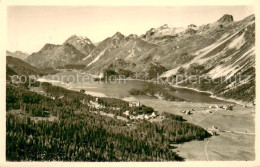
<box><xmin>64</xmin><ymin>35</ymin><xmax>96</xmax><ymax>56</ymax></box>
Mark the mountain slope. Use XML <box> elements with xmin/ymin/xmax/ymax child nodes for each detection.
<box><xmin>83</xmin><ymin>32</ymin><xmax>126</xmax><ymax>64</ymax></box>
<box><xmin>25</xmin><ymin>43</ymin><xmax>86</xmax><ymax>68</ymax></box>
<box><xmin>160</xmin><ymin>15</ymin><xmax>255</xmax><ymax>102</ymax></box>
<box><xmin>82</xmin><ymin>15</ymin><xmax>254</xmax><ymax>81</ymax></box>
<box><xmin>6</xmin><ymin>51</ymin><xmax>29</xmax><ymax>60</ymax></box>
<box><xmin>83</xmin><ymin>32</ymin><xmax>162</xmax><ymax>76</ymax></box>
<box><xmin>6</xmin><ymin>56</ymin><xmax>45</xmax><ymax>77</ymax></box>
<box><xmin>161</xmin><ymin>15</ymin><xmax>255</xmax><ymax>77</ymax></box>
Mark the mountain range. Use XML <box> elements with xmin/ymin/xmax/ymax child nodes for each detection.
<box><xmin>6</xmin><ymin>50</ymin><xmax>29</xmax><ymax>60</ymax></box>
<box><xmin>8</xmin><ymin>14</ymin><xmax>255</xmax><ymax>102</ymax></box>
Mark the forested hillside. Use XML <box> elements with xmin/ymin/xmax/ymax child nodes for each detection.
<box><xmin>6</xmin><ymin>79</ymin><xmax>210</xmax><ymax>161</ymax></box>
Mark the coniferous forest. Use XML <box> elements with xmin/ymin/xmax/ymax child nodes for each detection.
<box><xmin>6</xmin><ymin>81</ymin><xmax>210</xmax><ymax>161</ymax></box>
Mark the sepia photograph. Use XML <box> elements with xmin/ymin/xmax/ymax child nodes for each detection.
<box><xmin>0</xmin><ymin>0</ymin><xmax>259</xmax><ymax>166</ymax></box>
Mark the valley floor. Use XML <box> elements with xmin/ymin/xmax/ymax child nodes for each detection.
<box><xmin>123</xmin><ymin>97</ymin><xmax>255</xmax><ymax>161</ymax></box>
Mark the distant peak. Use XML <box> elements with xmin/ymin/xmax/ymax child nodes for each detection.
<box><xmin>14</xmin><ymin>50</ymin><xmax>28</xmax><ymax>54</ymax></box>
<box><xmin>243</xmin><ymin>14</ymin><xmax>255</xmax><ymax>22</ymax></box>
<box><xmin>69</xmin><ymin>34</ymin><xmax>78</xmax><ymax>38</ymax></box>
<box><xmin>6</xmin><ymin>50</ymin><xmax>27</xmax><ymax>54</ymax></box>
<box><xmin>41</xmin><ymin>43</ymin><xmax>60</xmax><ymax>51</ymax></box>
<box><xmin>14</xmin><ymin>51</ymin><xmax>22</xmax><ymax>53</ymax></box>
<box><xmin>217</xmin><ymin>14</ymin><xmax>233</xmax><ymax>23</ymax></box>
<box><xmin>159</xmin><ymin>24</ymin><xmax>169</xmax><ymax>29</ymax></box>
<box><xmin>65</xmin><ymin>35</ymin><xmax>93</xmax><ymax>45</ymax></box>
<box><xmin>45</xmin><ymin>43</ymin><xmax>55</xmax><ymax>46</ymax></box>
<box><xmin>127</xmin><ymin>34</ymin><xmax>138</xmax><ymax>39</ymax></box>
<box><xmin>68</xmin><ymin>34</ymin><xmax>90</xmax><ymax>40</ymax></box>
<box><xmin>112</xmin><ymin>32</ymin><xmax>124</xmax><ymax>38</ymax></box>
<box><xmin>188</xmin><ymin>24</ymin><xmax>197</xmax><ymax>28</ymax></box>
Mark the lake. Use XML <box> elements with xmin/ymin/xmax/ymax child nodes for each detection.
<box><xmin>39</xmin><ymin>71</ymin><xmax>230</xmax><ymax>104</ymax></box>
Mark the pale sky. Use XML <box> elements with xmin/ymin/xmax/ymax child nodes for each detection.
<box><xmin>7</xmin><ymin>6</ymin><xmax>254</xmax><ymax>54</ymax></box>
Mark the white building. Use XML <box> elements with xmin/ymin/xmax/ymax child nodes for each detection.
<box><xmin>137</xmin><ymin>114</ymin><xmax>144</xmax><ymax>120</ymax></box>
<box><xmin>144</xmin><ymin>114</ymin><xmax>150</xmax><ymax>120</ymax></box>
<box><xmin>123</xmin><ymin>111</ymin><xmax>130</xmax><ymax>116</ymax></box>
<box><xmin>129</xmin><ymin>101</ymin><xmax>140</xmax><ymax>107</ymax></box>
<box><xmin>223</xmin><ymin>105</ymin><xmax>233</xmax><ymax>110</ymax></box>
<box><xmin>209</xmin><ymin>105</ymin><xmax>215</xmax><ymax>109</ymax></box>
<box><xmin>151</xmin><ymin>112</ymin><xmax>157</xmax><ymax>118</ymax></box>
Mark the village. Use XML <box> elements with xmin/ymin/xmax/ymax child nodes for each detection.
<box><xmin>85</xmin><ymin>99</ymin><xmax>159</xmax><ymax>121</ymax></box>
<box><xmin>180</xmin><ymin>104</ymin><xmax>236</xmax><ymax>136</ymax></box>
<box><xmin>180</xmin><ymin>104</ymin><xmax>234</xmax><ymax>115</ymax></box>
<box><xmin>81</xmin><ymin>96</ymin><xmax>242</xmax><ymax>137</ymax></box>
<box><xmin>28</xmin><ymin>87</ymin><xmax>252</xmax><ymax>138</ymax></box>
<box><xmin>28</xmin><ymin>87</ymin><xmax>161</xmax><ymax>123</ymax></box>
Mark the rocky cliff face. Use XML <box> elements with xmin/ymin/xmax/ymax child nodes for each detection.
<box><xmin>217</xmin><ymin>14</ymin><xmax>234</xmax><ymax>23</ymax></box>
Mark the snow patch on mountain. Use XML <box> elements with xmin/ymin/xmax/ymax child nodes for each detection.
<box><xmin>227</xmin><ymin>33</ymin><xmax>245</xmax><ymax>50</ymax></box>
<box><xmin>83</xmin><ymin>50</ymin><xmax>95</xmax><ymax>61</ymax></box>
<box><xmin>126</xmin><ymin>50</ymin><xmax>136</xmax><ymax>59</ymax></box>
<box><xmin>151</xmin><ymin>62</ymin><xmax>158</xmax><ymax>66</ymax></box>
<box><xmin>126</xmin><ymin>42</ymin><xmax>136</xmax><ymax>60</ymax></box>
<box><xmin>158</xmin><ymin>26</ymin><xmax>186</xmax><ymax>36</ymax></box>
<box><xmin>74</xmin><ymin>36</ymin><xmax>92</xmax><ymax>45</ymax></box>
<box><xmin>87</xmin><ymin>48</ymin><xmax>107</xmax><ymax>66</ymax></box>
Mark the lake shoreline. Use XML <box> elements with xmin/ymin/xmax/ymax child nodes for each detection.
<box><xmin>38</xmin><ymin>73</ymin><xmax>250</xmax><ymax>106</ymax></box>
<box><xmin>117</xmin><ymin>78</ymin><xmax>246</xmax><ymax>105</ymax></box>
<box><xmin>168</xmin><ymin>84</ymin><xmax>253</xmax><ymax>106</ymax></box>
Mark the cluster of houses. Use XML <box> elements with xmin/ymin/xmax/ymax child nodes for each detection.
<box><xmin>129</xmin><ymin>101</ymin><xmax>141</xmax><ymax>107</ymax></box>
<box><xmin>32</xmin><ymin>115</ymin><xmax>58</xmax><ymax>123</ymax></box>
<box><xmin>46</xmin><ymin>93</ymin><xmax>64</xmax><ymax>100</ymax></box>
<box><xmin>123</xmin><ymin>110</ymin><xmax>157</xmax><ymax>120</ymax></box>
<box><xmin>127</xmin><ymin>101</ymin><xmax>158</xmax><ymax>120</ymax></box>
<box><xmin>207</xmin><ymin>125</ymin><xmax>220</xmax><ymax>136</ymax></box>
<box><xmin>80</xmin><ymin>89</ymin><xmax>85</xmax><ymax>94</ymax></box>
<box><xmin>181</xmin><ymin>110</ymin><xmax>192</xmax><ymax>115</ymax></box>
<box><xmin>30</xmin><ymin>87</ymin><xmax>66</xmax><ymax>101</ymax></box>
<box><xmin>80</xmin><ymin>97</ymin><xmax>104</xmax><ymax>109</ymax></box>
<box><xmin>181</xmin><ymin>108</ymin><xmax>195</xmax><ymax>115</ymax></box>
<box><xmin>89</xmin><ymin>98</ymin><xmax>103</xmax><ymax>109</ymax></box>
<box><xmin>31</xmin><ymin>88</ymin><xmax>58</xmax><ymax>100</ymax></box>
<box><xmin>80</xmin><ymin>99</ymin><xmax>158</xmax><ymax>121</ymax></box>
<box><xmin>209</xmin><ymin>104</ymin><xmax>233</xmax><ymax>110</ymax></box>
